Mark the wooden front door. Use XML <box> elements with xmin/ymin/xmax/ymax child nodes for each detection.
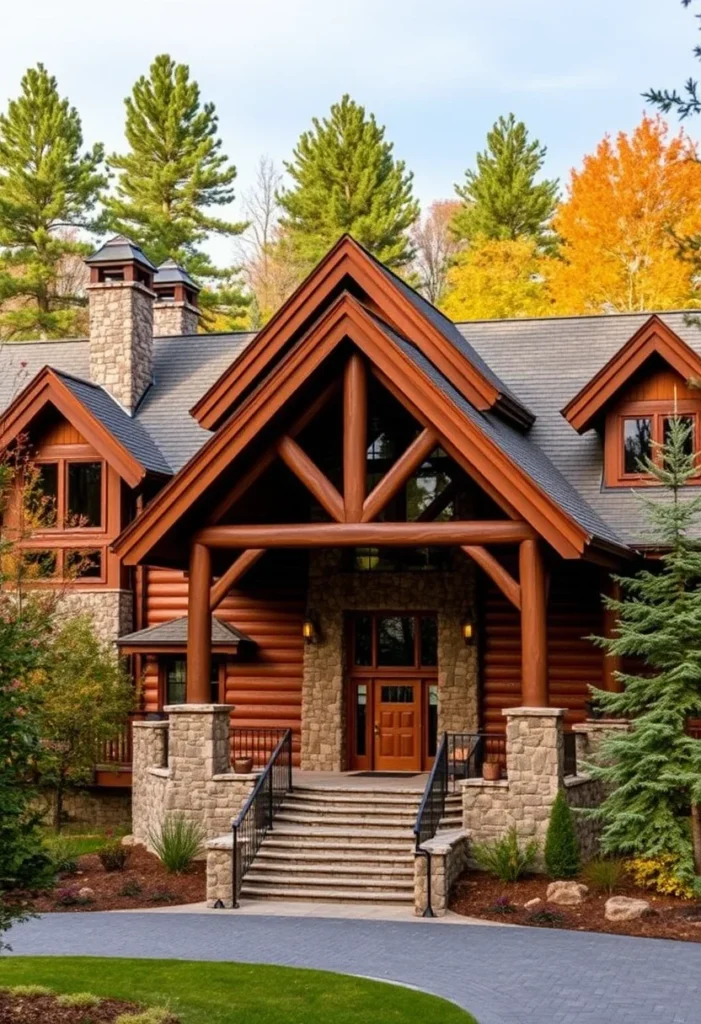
<box><xmin>347</xmin><ymin>613</ymin><xmax>438</xmax><ymax>772</ymax></box>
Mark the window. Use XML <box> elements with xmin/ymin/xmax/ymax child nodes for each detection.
<box><xmin>66</xmin><ymin>549</ymin><xmax>102</xmax><ymax>579</ymax></box>
<box><xmin>606</xmin><ymin>404</ymin><xmax>700</xmax><ymax>486</ymax></box>
<box><xmin>33</xmin><ymin>463</ymin><xmax>58</xmax><ymax>526</ymax></box>
<box><xmin>67</xmin><ymin>462</ymin><xmax>102</xmax><ymax>527</ymax></box>
<box><xmin>163</xmin><ymin>657</ymin><xmax>221</xmax><ymax>706</ymax></box>
<box><xmin>349</xmin><ymin>613</ymin><xmax>438</xmax><ymax>670</ymax></box>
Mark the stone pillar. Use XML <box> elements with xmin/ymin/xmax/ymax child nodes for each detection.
<box><xmin>131</xmin><ymin>720</ymin><xmax>169</xmax><ymax>843</ymax></box>
<box><xmin>153</xmin><ymin>300</ymin><xmax>199</xmax><ymax>337</ymax></box>
<box><xmin>87</xmin><ymin>281</ymin><xmax>154</xmax><ymax>412</ymax></box>
<box><xmin>166</xmin><ymin>704</ymin><xmax>231</xmax><ymax>799</ymax></box>
<box><xmin>504</xmin><ymin>707</ymin><xmax>564</xmax><ymax>846</ymax></box>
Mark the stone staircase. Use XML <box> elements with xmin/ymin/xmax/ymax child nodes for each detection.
<box><xmin>240</xmin><ymin>783</ymin><xmax>462</xmax><ymax>904</ymax></box>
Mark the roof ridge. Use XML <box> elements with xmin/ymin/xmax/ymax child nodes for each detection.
<box><xmin>455</xmin><ymin>308</ymin><xmax>701</xmax><ymax>327</ymax></box>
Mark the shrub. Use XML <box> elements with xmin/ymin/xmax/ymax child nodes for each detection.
<box><xmin>471</xmin><ymin>828</ymin><xmax>538</xmax><ymax>882</ymax></box>
<box><xmin>544</xmin><ymin>790</ymin><xmax>580</xmax><ymax>879</ymax></box>
<box><xmin>98</xmin><ymin>840</ymin><xmax>130</xmax><ymax>872</ymax></box>
<box><xmin>149</xmin><ymin>889</ymin><xmax>178</xmax><ymax>904</ymax></box>
<box><xmin>525</xmin><ymin>907</ymin><xmax>567</xmax><ymax>927</ymax></box>
<box><xmin>119</xmin><ymin>879</ymin><xmax>143</xmax><ymax>898</ymax></box>
<box><xmin>626</xmin><ymin>854</ymin><xmax>694</xmax><ymax>899</ymax></box>
<box><xmin>1</xmin><ymin>985</ymin><xmax>53</xmax><ymax>997</ymax></box>
<box><xmin>583</xmin><ymin>857</ymin><xmax>623</xmax><ymax>894</ymax></box>
<box><xmin>148</xmin><ymin>815</ymin><xmax>203</xmax><ymax>873</ymax></box>
<box><xmin>44</xmin><ymin>835</ymin><xmax>81</xmax><ymax>875</ymax></box>
<box><xmin>56</xmin><ymin>993</ymin><xmax>101</xmax><ymax>1008</ymax></box>
<box><xmin>485</xmin><ymin>896</ymin><xmax>517</xmax><ymax>914</ymax></box>
<box><xmin>54</xmin><ymin>886</ymin><xmax>92</xmax><ymax>907</ymax></box>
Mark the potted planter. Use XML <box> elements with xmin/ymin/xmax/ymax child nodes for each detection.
<box><xmin>482</xmin><ymin>761</ymin><xmax>501</xmax><ymax>782</ymax></box>
<box><xmin>234</xmin><ymin>756</ymin><xmax>254</xmax><ymax>774</ymax></box>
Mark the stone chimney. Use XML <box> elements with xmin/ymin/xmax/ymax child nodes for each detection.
<box><xmin>86</xmin><ymin>236</ymin><xmax>156</xmax><ymax>414</ymax></box>
<box><xmin>152</xmin><ymin>259</ymin><xmax>200</xmax><ymax>337</ymax></box>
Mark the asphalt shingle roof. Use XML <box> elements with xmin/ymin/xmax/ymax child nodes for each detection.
<box><xmin>117</xmin><ymin>615</ymin><xmax>252</xmax><ymax>646</ymax></box>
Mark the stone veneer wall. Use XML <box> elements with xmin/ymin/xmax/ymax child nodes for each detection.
<box><xmin>153</xmin><ymin>301</ymin><xmax>199</xmax><ymax>337</ymax></box>
<box><xmin>87</xmin><ymin>281</ymin><xmax>154</xmax><ymax>413</ymax></box>
<box><xmin>58</xmin><ymin>589</ymin><xmax>133</xmax><ymax>644</ymax></box>
<box><xmin>302</xmin><ymin>549</ymin><xmax>478</xmax><ymax>770</ymax></box>
<box><xmin>462</xmin><ymin>707</ymin><xmax>603</xmax><ymax>865</ymax></box>
<box><xmin>132</xmin><ymin>706</ymin><xmax>257</xmax><ymax>851</ymax></box>
<box><xmin>414</xmin><ymin>829</ymin><xmax>469</xmax><ymax>917</ymax></box>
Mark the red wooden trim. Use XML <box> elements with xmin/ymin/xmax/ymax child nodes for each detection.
<box><xmin>210</xmin><ymin>548</ymin><xmax>266</xmax><ymax>610</ymax></box>
<box><xmin>361</xmin><ymin>427</ymin><xmax>437</xmax><ymax>523</ymax></box>
<box><xmin>343</xmin><ymin>353</ymin><xmax>367</xmax><ymax>521</ymax></box>
<box><xmin>519</xmin><ymin>538</ymin><xmax>548</xmax><ymax>706</ymax></box>
<box><xmin>278</xmin><ymin>435</ymin><xmax>345</xmax><ymax>522</ymax></box>
<box><xmin>196</xmin><ymin>521</ymin><xmax>534</xmax><ymax>548</ymax></box>
<box><xmin>604</xmin><ymin>401</ymin><xmax>701</xmax><ymax>487</ymax></box>
<box><xmin>562</xmin><ymin>315</ymin><xmax>701</xmax><ymax>433</ymax></box>
<box><xmin>186</xmin><ymin>542</ymin><xmax>211</xmax><ymax>703</ymax></box>
<box><xmin>462</xmin><ymin>544</ymin><xmax>521</xmax><ymax>610</ymax></box>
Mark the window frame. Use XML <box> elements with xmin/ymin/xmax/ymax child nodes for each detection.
<box><xmin>158</xmin><ymin>656</ymin><xmax>225</xmax><ymax>708</ymax></box>
<box><xmin>33</xmin><ymin>454</ymin><xmax>106</xmax><ymax>533</ymax></box>
<box><xmin>605</xmin><ymin>400</ymin><xmax>701</xmax><ymax>487</ymax></box>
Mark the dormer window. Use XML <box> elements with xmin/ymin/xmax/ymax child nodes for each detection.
<box><xmin>606</xmin><ymin>403</ymin><xmax>699</xmax><ymax>486</ymax></box>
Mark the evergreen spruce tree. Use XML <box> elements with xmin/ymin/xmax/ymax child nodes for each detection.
<box><xmin>589</xmin><ymin>416</ymin><xmax>701</xmax><ymax>890</ymax></box>
<box><xmin>105</xmin><ymin>54</ymin><xmax>248</xmax><ymax>328</ymax></box>
<box><xmin>278</xmin><ymin>94</ymin><xmax>419</xmax><ymax>271</ymax></box>
<box><xmin>0</xmin><ymin>64</ymin><xmax>106</xmax><ymax>339</ymax></box>
<box><xmin>453</xmin><ymin>114</ymin><xmax>559</xmax><ymax>252</ymax></box>
<box><xmin>544</xmin><ymin>789</ymin><xmax>580</xmax><ymax>878</ymax></box>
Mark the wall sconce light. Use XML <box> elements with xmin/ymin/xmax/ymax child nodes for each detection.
<box><xmin>302</xmin><ymin>615</ymin><xmax>318</xmax><ymax>644</ymax></box>
<box><xmin>461</xmin><ymin>618</ymin><xmax>474</xmax><ymax>645</ymax></box>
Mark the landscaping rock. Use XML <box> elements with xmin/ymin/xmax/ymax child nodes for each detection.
<box><xmin>546</xmin><ymin>881</ymin><xmax>589</xmax><ymax>905</ymax></box>
<box><xmin>524</xmin><ymin>897</ymin><xmax>542</xmax><ymax>909</ymax></box>
<box><xmin>121</xmin><ymin>835</ymin><xmax>138</xmax><ymax>847</ymax></box>
<box><xmin>605</xmin><ymin>896</ymin><xmax>650</xmax><ymax>921</ymax></box>
<box><xmin>77</xmin><ymin>886</ymin><xmax>95</xmax><ymax>900</ymax></box>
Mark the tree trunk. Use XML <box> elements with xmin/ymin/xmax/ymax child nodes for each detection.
<box><xmin>691</xmin><ymin>803</ymin><xmax>701</xmax><ymax>875</ymax></box>
<box><xmin>53</xmin><ymin>780</ymin><xmax>64</xmax><ymax>833</ymax></box>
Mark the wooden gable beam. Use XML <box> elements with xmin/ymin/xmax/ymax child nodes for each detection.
<box><xmin>278</xmin><ymin>435</ymin><xmax>345</xmax><ymax>522</ymax></box>
<box><xmin>196</xmin><ymin>520</ymin><xmax>535</xmax><ymax>548</ymax></box>
<box><xmin>361</xmin><ymin>427</ymin><xmax>438</xmax><ymax>523</ymax></box>
<box><xmin>343</xmin><ymin>353</ymin><xmax>367</xmax><ymax>522</ymax></box>
<box><xmin>210</xmin><ymin>548</ymin><xmax>265</xmax><ymax>610</ymax></box>
<box><xmin>462</xmin><ymin>544</ymin><xmax>521</xmax><ymax>610</ymax></box>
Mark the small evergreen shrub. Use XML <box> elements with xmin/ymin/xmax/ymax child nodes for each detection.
<box><xmin>471</xmin><ymin>828</ymin><xmax>538</xmax><ymax>882</ymax></box>
<box><xmin>148</xmin><ymin>815</ymin><xmax>203</xmax><ymax>873</ymax></box>
<box><xmin>56</xmin><ymin>993</ymin><xmax>101</xmax><ymax>1008</ymax></box>
<box><xmin>582</xmin><ymin>857</ymin><xmax>623</xmax><ymax>894</ymax></box>
<box><xmin>98</xmin><ymin>840</ymin><xmax>130</xmax><ymax>872</ymax></box>
<box><xmin>544</xmin><ymin>790</ymin><xmax>580</xmax><ymax>878</ymax></box>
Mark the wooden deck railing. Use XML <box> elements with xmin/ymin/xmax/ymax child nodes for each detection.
<box><xmin>95</xmin><ymin>712</ymin><xmax>147</xmax><ymax>768</ymax></box>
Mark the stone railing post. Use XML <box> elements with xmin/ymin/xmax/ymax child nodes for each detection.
<box><xmin>503</xmin><ymin>706</ymin><xmax>565</xmax><ymax>847</ymax></box>
<box><xmin>131</xmin><ymin>719</ymin><xmax>169</xmax><ymax>843</ymax></box>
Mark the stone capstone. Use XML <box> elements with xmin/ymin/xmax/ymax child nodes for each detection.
<box><xmin>605</xmin><ymin>896</ymin><xmax>650</xmax><ymax>921</ymax></box>
<box><xmin>546</xmin><ymin>881</ymin><xmax>589</xmax><ymax>905</ymax></box>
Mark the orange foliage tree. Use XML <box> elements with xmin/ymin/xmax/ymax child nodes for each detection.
<box><xmin>552</xmin><ymin>115</ymin><xmax>701</xmax><ymax>314</ymax></box>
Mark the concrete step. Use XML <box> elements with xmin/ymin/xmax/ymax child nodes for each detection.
<box><xmin>263</xmin><ymin>835</ymin><xmax>415</xmax><ymax>852</ymax></box>
<box><xmin>276</xmin><ymin>812</ymin><xmax>416</xmax><ymax>829</ymax></box>
<box><xmin>240</xmin><ymin>883</ymin><xmax>413</xmax><ymax>904</ymax></box>
<box><xmin>251</xmin><ymin>860</ymin><xmax>414</xmax><ymax>879</ymax></box>
<box><xmin>256</xmin><ymin>848</ymin><xmax>414</xmax><ymax>865</ymax></box>
<box><xmin>286</xmin><ymin>789</ymin><xmax>422</xmax><ymax>807</ymax></box>
<box><xmin>244</xmin><ymin>872</ymin><xmax>412</xmax><ymax>892</ymax></box>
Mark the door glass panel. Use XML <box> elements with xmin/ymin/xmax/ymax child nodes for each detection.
<box><xmin>623</xmin><ymin>418</ymin><xmax>652</xmax><ymax>474</ymax></box>
<box><xmin>380</xmin><ymin>685</ymin><xmax>414</xmax><ymax>703</ymax></box>
<box><xmin>420</xmin><ymin>616</ymin><xmax>438</xmax><ymax>666</ymax></box>
<box><xmin>354</xmin><ymin>615</ymin><xmax>372</xmax><ymax>665</ymax></box>
<box><xmin>355</xmin><ymin>684</ymin><xmax>367</xmax><ymax>756</ymax></box>
<box><xmin>377</xmin><ymin>616</ymin><xmax>415</xmax><ymax>666</ymax></box>
<box><xmin>428</xmin><ymin>684</ymin><xmax>438</xmax><ymax>757</ymax></box>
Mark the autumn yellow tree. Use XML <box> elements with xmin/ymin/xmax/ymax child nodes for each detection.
<box><xmin>440</xmin><ymin>237</ymin><xmax>555</xmax><ymax>321</ymax></box>
<box><xmin>552</xmin><ymin>115</ymin><xmax>701</xmax><ymax>314</ymax></box>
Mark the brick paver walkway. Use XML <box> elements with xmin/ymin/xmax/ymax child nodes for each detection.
<box><xmin>7</xmin><ymin>911</ymin><xmax>701</xmax><ymax>1023</ymax></box>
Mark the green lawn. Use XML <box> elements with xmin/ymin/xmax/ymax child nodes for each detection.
<box><xmin>0</xmin><ymin>957</ymin><xmax>476</xmax><ymax>1024</ymax></box>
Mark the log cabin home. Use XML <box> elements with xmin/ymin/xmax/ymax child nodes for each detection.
<box><xmin>1</xmin><ymin>233</ymin><xmax>699</xmax><ymax>905</ymax></box>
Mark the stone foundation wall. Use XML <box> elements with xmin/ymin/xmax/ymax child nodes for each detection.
<box><xmin>132</xmin><ymin>707</ymin><xmax>257</xmax><ymax>852</ymax></box>
<box><xmin>59</xmin><ymin>589</ymin><xmax>133</xmax><ymax>644</ymax></box>
<box><xmin>34</xmin><ymin>788</ymin><xmax>132</xmax><ymax>829</ymax></box>
<box><xmin>88</xmin><ymin>281</ymin><xmax>154</xmax><ymax>412</ymax></box>
<box><xmin>153</xmin><ymin>301</ymin><xmax>199</xmax><ymax>337</ymax></box>
<box><xmin>414</xmin><ymin>829</ymin><xmax>469</xmax><ymax>916</ymax></box>
<box><xmin>302</xmin><ymin>549</ymin><xmax>478</xmax><ymax>770</ymax></box>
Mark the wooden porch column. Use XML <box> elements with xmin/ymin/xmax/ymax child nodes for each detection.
<box><xmin>344</xmin><ymin>353</ymin><xmax>367</xmax><ymax>521</ymax></box>
<box><xmin>519</xmin><ymin>537</ymin><xmax>548</xmax><ymax>707</ymax></box>
<box><xmin>187</xmin><ymin>541</ymin><xmax>212</xmax><ymax>703</ymax></box>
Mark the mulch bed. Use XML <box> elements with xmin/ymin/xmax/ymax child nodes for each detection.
<box><xmin>17</xmin><ymin>846</ymin><xmax>205</xmax><ymax>913</ymax></box>
<box><xmin>451</xmin><ymin>871</ymin><xmax>701</xmax><ymax>942</ymax></box>
<box><xmin>0</xmin><ymin>992</ymin><xmax>157</xmax><ymax>1023</ymax></box>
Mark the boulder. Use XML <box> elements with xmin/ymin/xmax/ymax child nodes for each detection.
<box><xmin>605</xmin><ymin>896</ymin><xmax>650</xmax><ymax>921</ymax></box>
<box><xmin>546</xmin><ymin>881</ymin><xmax>589</xmax><ymax>905</ymax></box>
<box><xmin>121</xmin><ymin>835</ymin><xmax>139</xmax><ymax>847</ymax></box>
<box><xmin>77</xmin><ymin>887</ymin><xmax>95</xmax><ymax>900</ymax></box>
<box><xmin>524</xmin><ymin>897</ymin><xmax>542</xmax><ymax>910</ymax></box>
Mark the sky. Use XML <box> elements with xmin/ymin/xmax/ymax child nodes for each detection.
<box><xmin>0</xmin><ymin>0</ymin><xmax>698</xmax><ymax>265</ymax></box>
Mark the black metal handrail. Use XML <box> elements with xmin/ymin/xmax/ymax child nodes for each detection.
<box><xmin>447</xmin><ymin>732</ymin><xmax>506</xmax><ymax>789</ymax></box>
<box><xmin>231</xmin><ymin>727</ymin><xmax>292</xmax><ymax>908</ymax></box>
<box><xmin>230</xmin><ymin>727</ymin><xmax>289</xmax><ymax>768</ymax></box>
<box><xmin>414</xmin><ymin>731</ymin><xmax>448</xmax><ymax>918</ymax></box>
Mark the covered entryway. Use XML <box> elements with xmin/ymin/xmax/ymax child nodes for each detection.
<box><xmin>347</xmin><ymin>612</ymin><xmax>438</xmax><ymax>772</ymax></box>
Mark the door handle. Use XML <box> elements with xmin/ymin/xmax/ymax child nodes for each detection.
<box><xmin>373</xmin><ymin>723</ymin><xmax>380</xmax><ymax>736</ymax></box>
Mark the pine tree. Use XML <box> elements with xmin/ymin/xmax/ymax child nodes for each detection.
<box><xmin>589</xmin><ymin>416</ymin><xmax>701</xmax><ymax>891</ymax></box>
<box><xmin>0</xmin><ymin>64</ymin><xmax>106</xmax><ymax>340</ymax></box>
<box><xmin>278</xmin><ymin>94</ymin><xmax>419</xmax><ymax>271</ymax></box>
<box><xmin>105</xmin><ymin>54</ymin><xmax>248</xmax><ymax>328</ymax></box>
<box><xmin>453</xmin><ymin>114</ymin><xmax>559</xmax><ymax>252</ymax></box>
<box><xmin>544</xmin><ymin>789</ymin><xmax>580</xmax><ymax>879</ymax></box>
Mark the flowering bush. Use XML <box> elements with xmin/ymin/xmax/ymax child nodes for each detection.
<box><xmin>626</xmin><ymin>854</ymin><xmax>694</xmax><ymax>899</ymax></box>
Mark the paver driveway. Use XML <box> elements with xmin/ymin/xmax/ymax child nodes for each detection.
<box><xmin>7</xmin><ymin>911</ymin><xmax>701</xmax><ymax>1024</ymax></box>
